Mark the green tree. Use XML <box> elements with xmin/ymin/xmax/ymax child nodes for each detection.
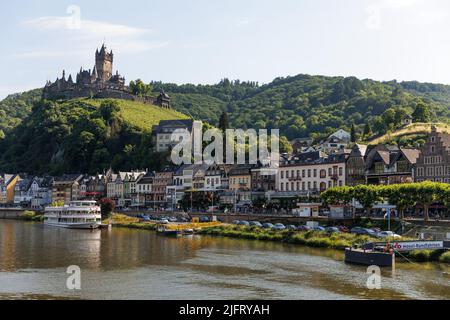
<box><xmin>279</xmin><ymin>136</ymin><xmax>293</xmax><ymax>154</ymax></box>
<box><xmin>218</xmin><ymin>112</ymin><xmax>229</xmax><ymax>132</ymax></box>
<box><xmin>412</xmin><ymin>182</ymin><xmax>440</xmax><ymax>221</ymax></box>
<box><xmin>350</xmin><ymin>123</ymin><xmax>357</xmax><ymax>143</ymax></box>
<box><xmin>99</xmin><ymin>198</ymin><xmax>115</xmax><ymax>217</ymax></box>
<box><xmin>381</xmin><ymin>184</ymin><xmax>416</xmax><ymax>220</ymax></box>
<box><xmin>412</xmin><ymin>102</ymin><xmax>431</xmax><ymax>123</ymax></box>
<box><xmin>363</xmin><ymin>123</ymin><xmax>372</xmax><ymax>138</ymax></box>
<box><xmin>353</xmin><ymin>185</ymin><xmax>382</xmax><ymax>215</ymax></box>
<box><xmin>99</xmin><ymin>100</ymin><xmax>120</xmax><ymax>121</ymax></box>
<box><xmin>321</xmin><ymin>186</ymin><xmax>354</xmax><ymax>206</ymax></box>
<box><xmin>130</xmin><ymin>79</ymin><xmax>152</xmax><ymax>97</ymax></box>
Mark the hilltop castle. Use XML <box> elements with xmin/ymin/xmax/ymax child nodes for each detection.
<box><xmin>43</xmin><ymin>44</ymin><xmax>170</xmax><ymax>108</ymax></box>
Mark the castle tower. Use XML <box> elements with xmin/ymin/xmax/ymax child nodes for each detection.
<box><xmin>95</xmin><ymin>44</ymin><xmax>113</xmax><ymax>82</ymax></box>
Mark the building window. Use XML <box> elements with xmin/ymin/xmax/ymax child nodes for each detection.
<box><xmin>397</xmin><ymin>161</ymin><xmax>409</xmax><ymax>173</ymax></box>
<box><xmin>339</xmin><ymin>167</ymin><xmax>343</xmax><ymax>176</ymax></box>
<box><xmin>374</xmin><ymin>162</ymin><xmax>384</xmax><ymax>174</ymax></box>
<box><xmin>320</xmin><ymin>170</ymin><xmax>326</xmax><ymax>178</ymax></box>
<box><xmin>281</xmin><ymin>171</ymin><xmax>284</xmax><ymax>179</ymax></box>
<box><xmin>280</xmin><ymin>183</ymin><xmax>284</xmax><ymax>191</ymax></box>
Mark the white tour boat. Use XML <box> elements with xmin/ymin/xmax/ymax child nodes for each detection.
<box><xmin>44</xmin><ymin>200</ymin><xmax>102</xmax><ymax>229</ymax></box>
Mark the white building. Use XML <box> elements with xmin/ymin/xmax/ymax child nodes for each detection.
<box><xmin>277</xmin><ymin>153</ymin><xmax>348</xmax><ymax>194</ymax></box>
<box><xmin>152</xmin><ymin>119</ymin><xmax>203</xmax><ymax>152</ymax></box>
<box><xmin>321</xmin><ymin>129</ymin><xmax>351</xmax><ymax>153</ymax></box>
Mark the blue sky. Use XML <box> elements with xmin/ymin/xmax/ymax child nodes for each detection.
<box><xmin>1</xmin><ymin>0</ymin><xmax>450</xmax><ymax>99</ymax></box>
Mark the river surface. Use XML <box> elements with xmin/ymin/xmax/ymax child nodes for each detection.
<box><xmin>0</xmin><ymin>220</ymin><xmax>449</xmax><ymax>300</ymax></box>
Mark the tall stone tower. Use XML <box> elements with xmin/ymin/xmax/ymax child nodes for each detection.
<box><xmin>95</xmin><ymin>44</ymin><xmax>113</xmax><ymax>82</ymax></box>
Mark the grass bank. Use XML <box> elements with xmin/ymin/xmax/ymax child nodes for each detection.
<box><xmin>108</xmin><ymin>214</ymin><xmax>222</xmax><ymax>231</ymax></box>
<box><xmin>198</xmin><ymin>225</ymin><xmax>450</xmax><ymax>264</ymax></box>
<box><xmin>107</xmin><ymin>214</ymin><xmax>157</xmax><ymax>231</ymax></box>
<box><xmin>22</xmin><ymin>211</ymin><xmax>44</xmax><ymax>222</ymax></box>
<box><xmin>198</xmin><ymin>225</ymin><xmax>376</xmax><ymax>250</ymax></box>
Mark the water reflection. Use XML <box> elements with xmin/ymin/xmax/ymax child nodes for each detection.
<box><xmin>0</xmin><ymin>220</ymin><xmax>449</xmax><ymax>300</ymax></box>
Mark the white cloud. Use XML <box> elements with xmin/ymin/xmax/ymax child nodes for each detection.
<box><xmin>24</xmin><ymin>16</ymin><xmax>153</xmax><ymax>38</ymax></box>
<box><xmin>14</xmin><ymin>15</ymin><xmax>168</xmax><ymax>59</ymax></box>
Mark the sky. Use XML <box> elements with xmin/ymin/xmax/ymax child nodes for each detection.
<box><xmin>1</xmin><ymin>0</ymin><xmax>450</xmax><ymax>99</ymax></box>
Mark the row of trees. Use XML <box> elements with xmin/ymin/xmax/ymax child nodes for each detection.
<box><xmin>321</xmin><ymin>182</ymin><xmax>450</xmax><ymax>221</ymax></box>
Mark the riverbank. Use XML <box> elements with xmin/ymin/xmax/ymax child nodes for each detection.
<box><xmin>108</xmin><ymin>213</ymin><xmax>222</xmax><ymax>231</ymax></box>
<box><xmin>198</xmin><ymin>225</ymin><xmax>450</xmax><ymax>264</ymax></box>
<box><xmin>105</xmin><ymin>214</ymin><xmax>450</xmax><ymax>264</ymax></box>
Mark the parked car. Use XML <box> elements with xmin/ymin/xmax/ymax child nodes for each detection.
<box><xmin>272</xmin><ymin>223</ymin><xmax>286</xmax><ymax>231</ymax></box>
<box><xmin>249</xmin><ymin>221</ymin><xmax>263</xmax><ymax>227</ymax></box>
<box><xmin>169</xmin><ymin>217</ymin><xmax>178</xmax><ymax>222</ymax></box>
<box><xmin>238</xmin><ymin>220</ymin><xmax>250</xmax><ymax>226</ymax></box>
<box><xmin>338</xmin><ymin>226</ymin><xmax>350</xmax><ymax>233</ymax></box>
<box><xmin>142</xmin><ymin>215</ymin><xmax>151</xmax><ymax>221</ymax></box>
<box><xmin>351</xmin><ymin>227</ymin><xmax>377</xmax><ymax>237</ymax></box>
<box><xmin>313</xmin><ymin>226</ymin><xmax>326</xmax><ymax>231</ymax></box>
<box><xmin>262</xmin><ymin>223</ymin><xmax>274</xmax><ymax>229</ymax></box>
<box><xmin>297</xmin><ymin>225</ymin><xmax>311</xmax><ymax>231</ymax></box>
<box><xmin>325</xmin><ymin>227</ymin><xmax>340</xmax><ymax>234</ymax></box>
<box><xmin>287</xmin><ymin>225</ymin><xmax>297</xmax><ymax>230</ymax></box>
<box><xmin>199</xmin><ymin>216</ymin><xmax>210</xmax><ymax>223</ymax></box>
<box><xmin>232</xmin><ymin>220</ymin><xmax>240</xmax><ymax>225</ymax></box>
<box><xmin>377</xmin><ymin>231</ymin><xmax>401</xmax><ymax>239</ymax></box>
<box><xmin>160</xmin><ymin>219</ymin><xmax>169</xmax><ymax>224</ymax></box>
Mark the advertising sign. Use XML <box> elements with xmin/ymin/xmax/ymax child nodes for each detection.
<box><xmin>392</xmin><ymin>241</ymin><xmax>444</xmax><ymax>251</ymax></box>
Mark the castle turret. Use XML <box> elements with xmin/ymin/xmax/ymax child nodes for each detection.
<box><xmin>96</xmin><ymin>44</ymin><xmax>113</xmax><ymax>82</ymax></box>
<box><xmin>92</xmin><ymin>66</ymin><xmax>98</xmax><ymax>81</ymax></box>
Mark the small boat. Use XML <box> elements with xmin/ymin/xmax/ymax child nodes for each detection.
<box><xmin>44</xmin><ymin>200</ymin><xmax>102</xmax><ymax>230</ymax></box>
<box><xmin>344</xmin><ymin>244</ymin><xmax>395</xmax><ymax>267</ymax></box>
<box><xmin>157</xmin><ymin>225</ymin><xmax>181</xmax><ymax>237</ymax></box>
<box><xmin>183</xmin><ymin>228</ymin><xmax>194</xmax><ymax>235</ymax></box>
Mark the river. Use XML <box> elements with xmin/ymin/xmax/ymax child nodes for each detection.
<box><xmin>0</xmin><ymin>220</ymin><xmax>449</xmax><ymax>300</ymax></box>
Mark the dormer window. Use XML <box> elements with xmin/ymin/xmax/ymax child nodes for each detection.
<box><xmin>431</xmin><ymin>136</ymin><xmax>436</xmax><ymax>143</ymax></box>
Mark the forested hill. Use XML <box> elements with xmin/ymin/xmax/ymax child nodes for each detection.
<box><xmin>2</xmin><ymin>74</ymin><xmax>450</xmax><ymax>146</ymax></box>
<box><xmin>154</xmin><ymin>75</ymin><xmax>450</xmax><ymax>140</ymax></box>
<box><xmin>0</xmin><ymin>98</ymin><xmax>187</xmax><ymax>174</ymax></box>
